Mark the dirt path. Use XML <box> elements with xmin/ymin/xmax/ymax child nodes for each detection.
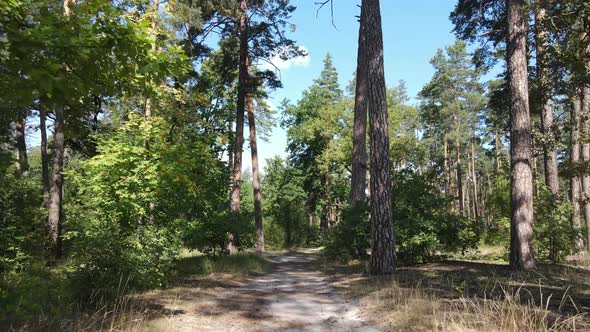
<box><xmin>140</xmin><ymin>252</ymin><xmax>379</xmax><ymax>332</ymax></box>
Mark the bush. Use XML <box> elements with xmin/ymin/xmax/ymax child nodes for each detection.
<box><xmin>0</xmin><ymin>172</ymin><xmax>45</xmax><ymax>274</ymax></box>
<box><xmin>534</xmin><ymin>186</ymin><xmax>577</xmax><ymax>263</ymax></box>
<box><xmin>323</xmin><ymin>203</ymin><xmax>369</xmax><ymax>261</ymax></box>
<box><xmin>65</xmin><ymin>114</ymin><xmax>225</xmax><ymax>296</ymax></box>
<box><xmin>394</xmin><ymin>171</ymin><xmax>478</xmax><ymax>264</ymax></box>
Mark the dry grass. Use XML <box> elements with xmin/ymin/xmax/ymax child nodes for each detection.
<box><xmin>321</xmin><ymin>257</ymin><xmax>590</xmax><ymax>332</ymax></box>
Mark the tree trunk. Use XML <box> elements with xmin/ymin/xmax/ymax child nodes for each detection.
<box><xmin>455</xmin><ymin>137</ymin><xmax>464</xmax><ymax>214</ymax></box>
<box><xmin>14</xmin><ymin>108</ymin><xmax>29</xmax><ymax>177</ymax></box>
<box><xmin>471</xmin><ymin>142</ymin><xmax>480</xmax><ymax>220</ymax></box>
<box><xmin>228</xmin><ymin>0</ymin><xmax>249</xmax><ymax>254</ymax></box>
<box><xmin>350</xmin><ymin>6</ymin><xmax>368</xmax><ymax>208</ymax></box>
<box><xmin>495</xmin><ymin>129</ymin><xmax>502</xmax><ymax>173</ymax></box>
<box><xmin>144</xmin><ymin>0</ymin><xmax>159</xmax><ymax>119</ymax></box>
<box><xmin>507</xmin><ymin>0</ymin><xmax>534</xmax><ymax>271</ymax></box>
<box><xmin>48</xmin><ymin>0</ymin><xmax>76</xmax><ymax>260</ymax></box>
<box><xmin>246</xmin><ymin>82</ymin><xmax>264</xmax><ymax>253</ymax></box>
<box><xmin>48</xmin><ymin>105</ymin><xmax>65</xmax><ymax>259</ymax></box>
<box><xmin>320</xmin><ymin>175</ymin><xmax>330</xmax><ymax>236</ymax></box>
<box><xmin>364</xmin><ymin>0</ymin><xmax>395</xmax><ymax>275</ymax></box>
<box><xmin>40</xmin><ymin>104</ymin><xmax>50</xmax><ymax>207</ymax></box>
<box><xmin>581</xmin><ymin>86</ymin><xmax>590</xmax><ymax>251</ymax></box>
<box><xmin>534</xmin><ymin>2</ymin><xmax>559</xmax><ymax>196</ymax></box>
<box><xmin>571</xmin><ymin>97</ymin><xmax>584</xmax><ymax>251</ymax></box>
<box><xmin>444</xmin><ymin>140</ymin><xmax>451</xmax><ymax>203</ymax></box>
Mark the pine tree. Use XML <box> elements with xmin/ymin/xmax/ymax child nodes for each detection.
<box><xmin>507</xmin><ymin>0</ymin><xmax>535</xmax><ymax>271</ymax></box>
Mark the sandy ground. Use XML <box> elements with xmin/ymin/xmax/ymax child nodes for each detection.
<box><xmin>139</xmin><ymin>253</ymin><xmax>379</xmax><ymax>332</ymax></box>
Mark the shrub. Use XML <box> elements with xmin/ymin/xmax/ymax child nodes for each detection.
<box><xmin>323</xmin><ymin>203</ymin><xmax>369</xmax><ymax>261</ymax></box>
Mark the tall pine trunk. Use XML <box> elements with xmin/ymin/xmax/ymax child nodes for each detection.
<box><xmin>571</xmin><ymin>97</ymin><xmax>584</xmax><ymax>251</ymax></box>
<box><xmin>581</xmin><ymin>91</ymin><xmax>590</xmax><ymax>248</ymax></box>
<box><xmin>507</xmin><ymin>0</ymin><xmax>534</xmax><ymax>271</ymax></box>
<box><xmin>495</xmin><ymin>129</ymin><xmax>502</xmax><ymax>173</ymax></box>
<box><xmin>48</xmin><ymin>105</ymin><xmax>65</xmax><ymax>259</ymax></box>
<box><xmin>228</xmin><ymin>0</ymin><xmax>249</xmax><ymax>254</ymax></box>
<box><xmin>15</xmin><ymin>108</ymin><xmax>29</xmax><ymax>177</ymax></box>
<box><xmin>455</xmin><ymin>137</ymin><xmax>463</xmax><ymax>214</ymax></box>
<box><xmin>40</xmin><ymin>104</ymin><xmax>50</xmax><ymax>206</ymax></box>
<box><xmin>246</xmin><ymin>71</ymin><xmax>264</xmax><ymax>252</ymax></box>
<box><xmin>471</xmin><ymin>142</ymin><xmax>480</xmax><ymax>220</ymax></box>
<box><xmin>350</xmin><ymin>6</ymin><xmax>368</xmax><ymax>208</ymax></box>
<box><xmin>364</xmin><ymin>0</ymin><xmax>395</xmax><ymax>275</ymax></box>
<box><xmin>444</xmin><ymin>139</ymin><xmax>452</xmax><ymax>211</ymax></box>
<box><xmin>534</xmin><ymin>1</ymin><xmax>559</xmax><ymax>196</ymax></box>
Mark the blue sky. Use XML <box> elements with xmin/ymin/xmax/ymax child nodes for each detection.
<box><xmin>245</xmin><ymin>0</ymin><xmax>460</xmax><ymax>173</ymax></box>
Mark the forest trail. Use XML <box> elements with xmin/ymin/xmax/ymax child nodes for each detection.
<box><xmin>140</xmin><ymin>252</ymin><xmax>379</xmax><ymax>332</ymax></box>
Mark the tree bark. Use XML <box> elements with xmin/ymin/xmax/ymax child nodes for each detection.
<box><xmin>364</xmin><ymin>0</ymin><xmax>395</xmax><ymax>275</ymax></box>
<box><xmin>14</xmin><ymin>108</ymin><xmax>29</xmax><ymax>177</ymax></box>
<box><xmin>455</xmin><ymin>137</ymin><xmax>464</xmax><ymax>214</ymax></box>
<box><xmin>48</xmin><ymin>105</ymin><xmax>65</xmax><ymax>259</ymax></box>
<box><xmin>350</xmin><ymin>5</ymin><xmax>368</xmax><ymax>208</ymax></box>
<box><xmin>495</xmin><ymin>129</ymin><xmax>502</xmax><ymax>173</ymax></box>
<box><xmin>40</xmin><ymin>104</ymin><xmax>50</xmax><ymax>207</ymax></box>
<box><xmin>507</xmin><ymin>0</ymin><xmax>534</xmax><ymax>271</ymax></box>
<box><xmin>228</xmin><ymin>0</ymin><xmax>249</xmax><ymax>254</ymax></box>
<box><xmin>581</xmin><ymin>87</ymin><xmax>590</xmax><ymax>251</ymax></box>
<box><xmin>48</xmin><ymin>0</ymin><xmax>76</xmax><ymax>260</ymax></box>
<box><xmin>471</xmin><ymin>142</ymin><xmax>480</xmax><ymax>220</ymax></box>
<box><xmin>444</xmin><ymin>139</ymin><xmax>452</xmax><ymax>209</ymax></box>
<box><xmin>571</xmin><ymin>97</ymin><xmax>585</xmax><ymax>251</ymax></box>
<box><xmin>534</xmin><ymin>2</ymin><xmax>559</xmax><ymax>196</ymax></box>
<box><xmin>320</xmin><ymin>175</ymin><xmax>330</xmax><ymax>236</ymax></box>
<box><xmin>246</xmin><ymin>85</ymin><xmax>264</xmax><ymax>253</ymax></box>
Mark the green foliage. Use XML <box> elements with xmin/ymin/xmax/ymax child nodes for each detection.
<box><xmin>394</xmin><ymin>171</ymin><xmax>479</xmax><ymax>264</ymax></box>
<box><xmin>0</xmin><ymin>264</ymin><xmax>73</xmax><ymax>326</ymax></box>
<box><xmin>262</xmin><ymin>156</ymin><xmax>319</xmax><ymax>248</ymax></box>
<box><xmin>323</xmin><ymin>203</ymin><xmax>369</xmax><ymax>262</ymax></box>
<box><xmin>65</xmin><ymin>114</ymin><xmax>225</xmax><ymax>294</ymax></box>
<box><xmin>482</xmin><ymin>175</ymin><xmax>511</xmax><ymax>246</ymax></box>
<box><xmin>534</xmin><ymin>186</ymin><xmax>577</xmax><ymax>263</ymax></box>
<box><xmin>0</xmin><ymin>172</ymin><xmax>45</xmax><ymax>273</ymax></box>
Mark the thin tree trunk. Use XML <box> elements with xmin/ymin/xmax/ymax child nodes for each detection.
<box><xmin>507</xmin><ymin>0</ymin><xmax>534</xmax><ymax>271</ymax></box>
<box><xmin>228</xmin><ymin>117</ymin><xmax>234</xmax><ymax>185</ymax></box>
<box><xmin>228</xmin><ymin>0</ymin><xmax>249</xmax><ymax>254</ymax></box>
<box><xmin>495</xmin><ymin>129</ymin><xmax>502</xmax><ymax>173</ymax></box>
<box><xmin>534</xmin><ymin>2</ymin><xmax>559</xmax><ymax>196</ymax></box>
<box><xmin>364</xmin><ymin>0</ymin><xmax>395</xmax><ymax>275</ymax></box>
<box><xmin>471</xmin><ymin>142</ymin><xmax>480</xmax><ymax>220</ymax></box>
<box><xmin>455</xmin><ymin>137</ymin><xmax>464</xmax><ymax>213</ymax></box>
<box><xmin>144</xmin><ymin>0</ymin><xmax>159</xmax><ymax>119</ymax></box>
<box><xmin>15</xmin><ymin>108</ymin><xmax>29</xmax><ymax>177</ymax></box>
<box><xmin>571</xmin><ymin>97</ymin><xmax>584</xmax><ymax>251</ymax></box>
<box><xmin>581</xmin><ymin>87</ymin><xmax>590</xmax><ymax>251</ymax></box>
<box><xmin>40</xmin><ymin>104</ymin><xmax>50</xmax><ymax>207</ymax></box>
<box><xmin>444</xmin><ymin>139</ymin><xmax>452</xmax><ymax>211</ymax></box>
<box><xmin>48</xmin><ymin>0</ymin><xmax>76</xmax><ymax>260</ymax></box>
<box><xmin>246</xmin><ymin>67</ymin><xmax>264</xmax><ymax>252</ymax></box>
<box><xmin>350</xmin><ymin>6</ymin><xmax>368</xmax><ymax>208</ymax></box>
<box><xmin>320</xmin><ymin>175</ymin><xmax>330</xmax><ymax>236</ymax></box>
<box><xmin>48</xmin><ymin>105</ymin><xmax>65</xmax><ymax>259</ymax></box>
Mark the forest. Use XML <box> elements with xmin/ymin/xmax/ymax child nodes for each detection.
<box><xmin>1</xmin><ymin>0</ymin><xmax>589</xmax><ymax>331</ymax></box>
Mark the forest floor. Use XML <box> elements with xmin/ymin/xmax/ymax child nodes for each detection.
<box><xmin>132</xmin><ymin>250</ymin><xmax>379</xmax><ymax>332</ymax></box>
<box><xmin>93</xmin><ymin>249</ymin><xmax>590</xmax><ymax>332</ymax></box>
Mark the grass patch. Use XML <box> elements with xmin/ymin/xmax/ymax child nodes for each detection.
<box><xmin>322</xmin><ymin>257</ymin><xmax>590</xmax><ymax>331</ymax></box>
<box><xmin>174</xmin><ymin>251</ymin><xmax>272</xmax><ymax>277</ymax></box>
